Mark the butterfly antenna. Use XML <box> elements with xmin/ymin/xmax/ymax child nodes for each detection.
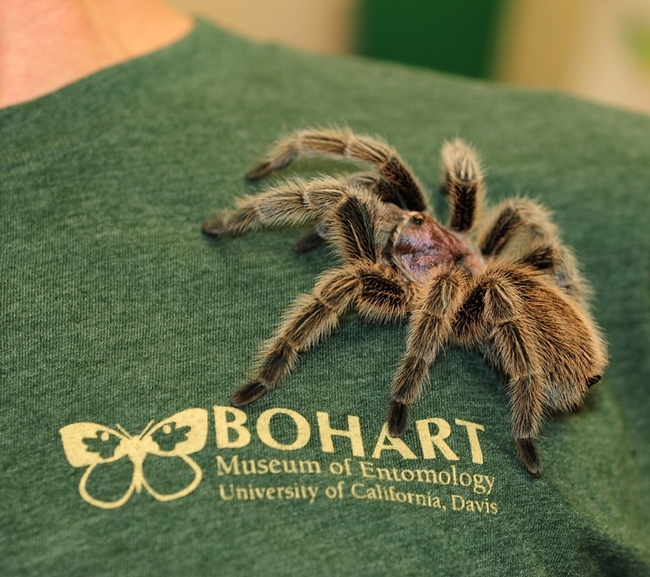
<box><xmin>115</xmin><ymin>424</ymin><xmax>133</xmax><ymax>439</ymax></box>
<box><xmin>139</xmin><ymin>420</ymin><xmax>156</xmax><ymax>439</ymax></box>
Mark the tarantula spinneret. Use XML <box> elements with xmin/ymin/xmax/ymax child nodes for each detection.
<box><xmin>203</xmin><ymin>128</ymin><xmax>607</xmax><ymax>476</ymax></box>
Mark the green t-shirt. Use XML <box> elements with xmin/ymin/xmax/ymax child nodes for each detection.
<box><xmin>1</xmin><ymin>20</ymin><xmax>649</xmax><ymax>577</ymax></box>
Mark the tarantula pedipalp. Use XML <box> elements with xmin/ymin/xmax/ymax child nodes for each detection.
<box><xmin>203</xmin><ymin>128</ymin><xmax>607</xmax><ymax>476</ymax></box>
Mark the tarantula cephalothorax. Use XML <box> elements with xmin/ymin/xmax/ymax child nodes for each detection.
<box><xmin>203</xmin><ymin>128</ymin><xmax>607</xmax><ymax>476</ymax></box>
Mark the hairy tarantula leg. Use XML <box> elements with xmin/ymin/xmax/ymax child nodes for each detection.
<box><xmin>232</xmin><ymin>260</ymin><xmax>411</xmax><ymax>407</ymax></box>
<box><xmin>231</xmin><ymin>193</ymin><xmax>392</xmax><ymax>406</ymax></box>
<box><xmin>479</xmin><ymin>198</ymin><xmax>587</xmax><ymax>299</ymax></box>
<box><xmin>516</xmin><ymin>243</ymin><xmax>586</xmax><ymax>301</ymax></box>
<box><xmin>332</xmin><ymin>194</ymin><xmax>378</xmax><ymax>263</ymax></box>
<box><xmin>202</xmin><ymin>176</ymin><xmax>351</xmax><ymax>237</ymax></box>
<box><xmin>246</xmin><ymin>128</ymin><xmax>430</xmax><ymax>212</ymax></box>
<box><xmin>293</xmin><ymin>173</ymin><xmax>412</xmax><ymax>253</ymax></box>
<box><xmin>440</xmin><ymin>139</ymin><xmax>485</xmax><ymax>233</ymax></box>
<box><xmin>231</xmin><ymin>268</ymin><xmax>362</xmax><ymax>406</ymax></box>
<box><xmin>479</xmin><ymin>198</ymin><xmax>557</xmax><ymax>257</ymax></box>
<box><xmin>331</xmin><ymin>193</ymin><xmax>415</xmax><ymax>318</ymax></box>
<box><xmin>515</xmin><ymin>438</ymin><xmax>541</xmax><ymax>476</ymax></box>
<box><xmin>388</xmin><ymin>267</ymin><xmax>469</xmax><ymax>437</ymax></box>
<box><xmin>347</xmin><ymin>172</ymin><xmax>414</xmax><ymax>210</ymax></box>
<box><xmin>454</xmin><ymin>272</ymin><xmax>545</xmax><ymax>476</ymax></box>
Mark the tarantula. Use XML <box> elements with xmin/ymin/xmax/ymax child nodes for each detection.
<box><xmin>203</xmin><ymin>128</ymin><xmax>607</xmax><ymax>476</ymax></box>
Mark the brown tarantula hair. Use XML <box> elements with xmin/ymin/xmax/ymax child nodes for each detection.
<box><xmin>203</xmin><ymin>127</ymin><xmax>607</xmax><ymax>476</ymax></box>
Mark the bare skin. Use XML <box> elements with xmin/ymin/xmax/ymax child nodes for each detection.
<box><xmin>0</xmin><ymin>0</ymin><xmax>193</xmax><ymax>109</ymax></box>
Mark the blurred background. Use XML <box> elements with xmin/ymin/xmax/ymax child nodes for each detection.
<box><xmin>167</xmin><ymin>0</ymin><xmax>650</xmax><ymax>115</ymax></box>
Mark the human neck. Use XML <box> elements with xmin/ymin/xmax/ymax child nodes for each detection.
<box><xmin>0</xmin><ymin>0</ymin><xmax>193</xmax><ymax>109</ymax></box>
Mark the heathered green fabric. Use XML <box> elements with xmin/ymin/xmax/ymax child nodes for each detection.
<box><xmin>1</xmin><ymin>20</ymin><xmax>649</xmax><ymax>577</ymax></box>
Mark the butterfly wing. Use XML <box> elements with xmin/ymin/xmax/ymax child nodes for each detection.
<box><xmin>59</xmin><ymin>423</ymin><xmax>136</xmax><ymax>508</ymax></box>
<box><xmin>59</xmin><ymin>423</ymin><xmax>128</xmax><ymax>467</ymax></box>
<box><xmin>143</xmin><ymin>408</ymin><xmax>208</xmax><ymax>457</ymax></box>
<box><xmin>139</xmin><ymin>408</ymin><xmax>209</xmax><ymax>502</ymax></box>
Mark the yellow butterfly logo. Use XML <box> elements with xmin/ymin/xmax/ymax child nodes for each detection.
<box><xmin>59</xmin><ymin>408</ymin><xmax>208</xmax><ymax>509</ymax></box>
